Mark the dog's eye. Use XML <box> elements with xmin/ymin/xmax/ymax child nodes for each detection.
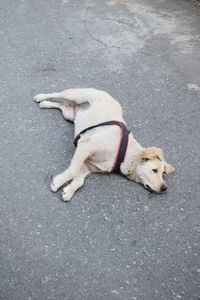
<box><xmin>152</xmin><ymin>169</ymin><xmax>158</xmax><ymax>173</ymax></box>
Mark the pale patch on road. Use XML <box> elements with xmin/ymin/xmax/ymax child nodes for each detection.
<box><xmin>187</xmin><ymin>84</ymin><xmax>200</xmax><ymax>91</ymax></box>
<box><xmin>106</xmin><ymin>0</ymin><xmax>126</xmax><ymax>5</ymax></box>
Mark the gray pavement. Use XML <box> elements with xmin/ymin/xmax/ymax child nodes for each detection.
<box><xmin>0</xmin><ymin>0</ymin><xmax>200</xmax><ymax>299</ymax></box>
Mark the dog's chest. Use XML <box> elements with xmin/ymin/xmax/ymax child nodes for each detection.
<box><xmin>86</xmin><ymin>149</ymin><xmax>116</xmax><ymax>173</ymax></box>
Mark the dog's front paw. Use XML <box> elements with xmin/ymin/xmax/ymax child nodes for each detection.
<box><xmin>51</xmin><ymin>181</ymin><xmax>58</xmax><ymax>192</ymax></box>
<box><xmin>50</xmin><ymin>174</ymin><xmax>63</xmax><ymax>192</ymax></box>
<box><xmin>62</xmin><ymin>186</ymin><xmax>74</xmax><ymax>201</ymax></box>
<box><xmin>33</xmin><ymin>94</ymin><xmax>46</xmax><ymax>103</ymax></box>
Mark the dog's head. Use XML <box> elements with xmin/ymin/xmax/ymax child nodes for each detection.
<box><xmin>136</xmin><ymin>147</ymin><xmax>175</xmax><ymax>193</ymax></box>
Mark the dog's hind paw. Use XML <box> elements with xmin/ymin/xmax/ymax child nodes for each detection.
<box><xmin>39</xmin><ymin>101</ymin><xmax>51</xmax><ymax>108</ymax></box>
<box><xmin>33</xmin><ymin>94</ymin><xmax>47</xmax><ymax>103</ymax></box>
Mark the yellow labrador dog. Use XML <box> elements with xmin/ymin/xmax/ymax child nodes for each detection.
<box><xmin>34</xmin><ymin>88</ymin><xmax>175</xmax><ymax>201</ymax></box>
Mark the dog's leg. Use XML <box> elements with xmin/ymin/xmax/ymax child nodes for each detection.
<box><xmin>34</xmin><ymin>88</ymin><xmax>112</xmax><ymax>104</ymax></box>
<box><xmin>34</xmin><ymin>92</ymin><xmax>67</xmax><ymax>103</ymax></box>
<box><xmin>61</xmin><ymin>164</ymin><xmax>90</xmax><ymax>201</ymax></box>
<box><xmin>51</xmin><ymin>141</ymin><xmax>94</xmax><ymax>192</ymax></box>
<box><xmin>39</xmin><ymin>101</ymin><xmax>75</xmax><ymax>122</ymax></box>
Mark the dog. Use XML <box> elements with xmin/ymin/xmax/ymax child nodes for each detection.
<box><xmin>34</xmin><ymin>88</ymin><xmax>175</xmax><ymax>201</ymax></box>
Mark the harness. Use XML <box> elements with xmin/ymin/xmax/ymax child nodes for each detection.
<box><xmin>74</xmin><ymin>121</ymin><xmax>130</xmax><ymax>174</ymax></box>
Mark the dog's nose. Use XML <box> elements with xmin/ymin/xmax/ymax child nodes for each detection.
<box><xmin>160</xmin><ymin>184</ymin><xmax>167</xmax><ymax>192</ymax></box>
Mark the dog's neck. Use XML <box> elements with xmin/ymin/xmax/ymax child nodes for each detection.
<box><xmin>120</xmin><ymin>133</ymin><xmax>142</xmax><ymax>180</ymax></box>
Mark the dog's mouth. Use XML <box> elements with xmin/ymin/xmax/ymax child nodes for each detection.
<box><xmin>145</xmin><ymin>184</ymin><xmax>165</xmax><ymax>194</ymax></box>
<box><xmin>145</xmin><ymin>184</ymin><xmax>156</xmax><ymax>193</ymax></box>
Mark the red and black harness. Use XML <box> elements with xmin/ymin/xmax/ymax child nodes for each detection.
<box><xmin>74</xmin><ymin>121</ymin><xmax>130</xmax><ymax>174</ymax></box>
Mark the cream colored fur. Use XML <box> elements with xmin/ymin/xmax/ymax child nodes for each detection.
<box><xmin>34</xmin><ymin>88</ymin><xmax>175</xmax><ymax>201</ymax></box>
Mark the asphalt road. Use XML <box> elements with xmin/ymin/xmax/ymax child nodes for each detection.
<box><xmin>0</xmin><ymin>0</ymin><xmax>200</xmax><ymax>299</ymax></box>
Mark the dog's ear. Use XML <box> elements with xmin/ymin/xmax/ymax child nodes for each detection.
<box><xmin>140</xmin><ymin>147</ymin><xmax>164</xmax><ymax>162</ymax></box>
<box><xmin>164</xmin><ymin>162</ymin><xmax>175</xmax><ymax>174</ymax></box>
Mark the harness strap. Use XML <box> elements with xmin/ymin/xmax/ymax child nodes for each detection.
<box><xmin>74</xmin><ymin>121</ymin><xmax>130</xmax><ymax>174</ymax></box>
